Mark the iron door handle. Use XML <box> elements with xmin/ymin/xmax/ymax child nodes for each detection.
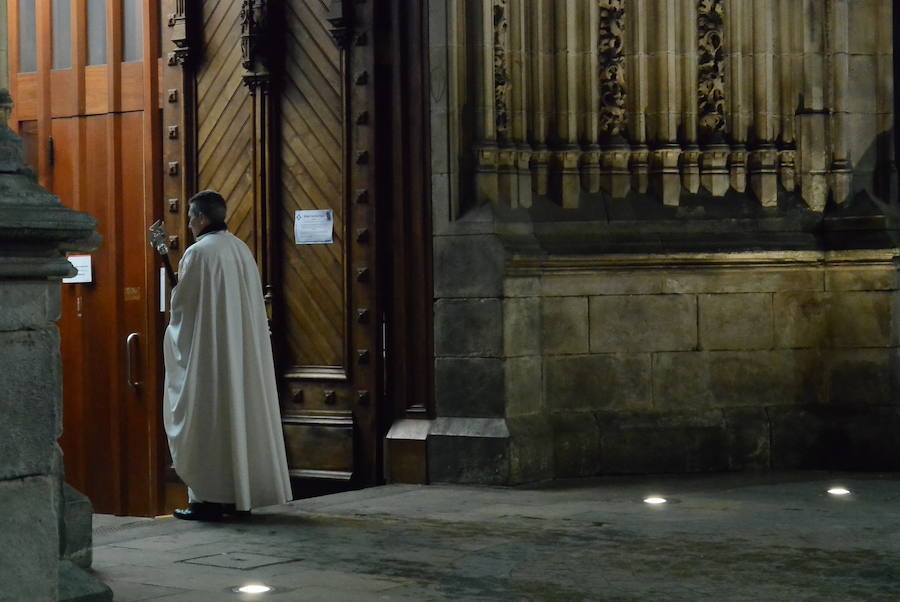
<box><xmin>126</xmin><ymin>332</ymin><xmax>142</xmax><ymax>389</ymax></box>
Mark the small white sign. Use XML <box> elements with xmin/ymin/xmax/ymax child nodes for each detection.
<box><xmin>294</xmin><ymin>210</ymin><xmax>334</xmax><ymax>245</ymax></box>
<box><xmin>63</xmin><ymin>254</ymin><xmax>93</xmax><ymax>284</ymax></box>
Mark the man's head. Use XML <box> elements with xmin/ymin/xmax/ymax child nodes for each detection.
<box><xmin>188</xmin><ymin>190</ymin><xmax>227</xmax><ymax>238</ymax></box>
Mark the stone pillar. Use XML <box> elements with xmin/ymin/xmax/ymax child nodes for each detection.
<box><xmin>0</xmin><ymin>92</ymin><xmax>109</xmax><ymax>601</ymax></box>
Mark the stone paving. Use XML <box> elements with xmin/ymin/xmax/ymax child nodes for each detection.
<box><xmin>91</xmin><ymin>472</ymin><xmax>900</xmax><ymax>600</ymax></box>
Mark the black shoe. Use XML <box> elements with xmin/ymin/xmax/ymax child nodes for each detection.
<box><xmin>173</xmin><ymin>502</ymin><xmax>224</xmax><ymax>522</ymax></box>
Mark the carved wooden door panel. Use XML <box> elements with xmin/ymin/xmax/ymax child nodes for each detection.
<box><xmin>8</xmin><ymin>0</ymin><xmax>164</xmax><ymax>516</ymax></box>
<box><xmin>163</xmin><ymin>0</ymin><xmax>382</xmax><ymax>491</ymax></box>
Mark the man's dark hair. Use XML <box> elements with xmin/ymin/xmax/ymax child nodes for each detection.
<box><xmin>188</xmin><ymin>190</ymin><xmax>227</xmax><ymax>226</ymax></box>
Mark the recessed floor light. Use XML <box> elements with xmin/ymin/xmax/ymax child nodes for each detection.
<box><xmin>827</xmin><ymin>487</ymin><xmax>851</xmax><ymax>496</ymax></box>
<box><xmin>234</xmin><ymin>584</ymin><xmax>273</xmax><ymax>594</ymax></box>
<box><xmin>644</xmin><ymin>497</ymin><xmax>667</xmax><ymax>505</ymax></box>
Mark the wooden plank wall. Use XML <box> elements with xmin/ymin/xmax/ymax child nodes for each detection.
<box><xmin>279</xmin><ymin>0</ymin><xmax>346</xmax><ymax>369</ymax></box>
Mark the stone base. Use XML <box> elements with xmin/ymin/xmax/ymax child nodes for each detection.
<box><xmin>502</xmin><ymin>249</ymin><xmax>900</xmax><ymax>480</ymax></box>
<box><xmin>62</xmin><ymin>484</ymin><xmax>93</xmax><ymax>569</ymax></box>
<box><xmin>59</xmin><ymin>560</ymin><xmax>112</xmax><ymax>602</ymax></box>
<box><xmin>426</xmin><ymin>418</ymin><xmax>510</xmax><ymax>484</ymax></box>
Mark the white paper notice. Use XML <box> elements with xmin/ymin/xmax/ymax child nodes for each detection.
<box><xmin>294</xmin><ymin>210</ymin><xmax>334</xmax><ymax>245</ymax></box>
<box><xmin>63</xmin><ymin>254</ymin><xmax>93</xmax><ymax>284</ymax></box>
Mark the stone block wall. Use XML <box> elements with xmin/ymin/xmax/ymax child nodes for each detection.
<box><xmin>504</xmin><ymin>251</ymin><xmax>900</xmax><ymax>477</ymax></box>
<box><xmin>0</xmin><ymin>281</ymin><xmax>63</xmax><ymax>601</ymax></box>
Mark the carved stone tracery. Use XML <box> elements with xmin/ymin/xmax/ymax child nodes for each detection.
<box><xmin>492</xmin><ymin>0</ymin><xmax>510</xmax><ymax>139</ymax></box>
<box><xmin>598</xmin><ymin>0</ymin><xmax>626</xmax><ymax>139</ymax></box>
<box><xmin>463</xmin><ymin>0</ymin><xmax>889</xmax><ymax>212</ymax></box>
<box><xmin>697</xmin><ymin>0</ymin><xmax>726</xmax><ymax>142</ymax></box>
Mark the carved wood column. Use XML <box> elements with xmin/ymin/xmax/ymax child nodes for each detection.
<box><xmin>239</xmin><ymin>0</ymin><xmax>275</xmax><ymax>305</ymax></box>
<box><xmin>162</xmin><ymin>0</ymin><xmax>197</xmax><ymax>266</ymax></box>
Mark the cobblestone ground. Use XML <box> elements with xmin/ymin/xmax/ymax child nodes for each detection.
<box><xmin>92</xmin><ymin>473</ymin><xmax>900</xmax><ymax>600</ymax></box>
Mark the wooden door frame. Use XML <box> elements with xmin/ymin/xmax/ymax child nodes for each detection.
<box><xmin>377</xmin><ymin>0</ymin><xmax>434</xmax><ymax>422</ymax></box>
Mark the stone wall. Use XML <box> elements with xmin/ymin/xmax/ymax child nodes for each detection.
<box><xmin>422</xmin><ymin>1</ymin><xmax>899</xmax><ymax>483</ymax></box>
<box><xmin>504</xmin><ymin>251</ymin><xmax>900</xmax><ymax>477</ymax></box>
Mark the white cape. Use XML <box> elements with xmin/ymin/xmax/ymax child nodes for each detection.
<box><xmin>163</xmin><ymin>230</ymin><xmax>292</xmax><ymax>510</ymax></box>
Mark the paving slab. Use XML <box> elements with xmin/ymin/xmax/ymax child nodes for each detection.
<box><xmin>92</xmin><ymin>472</ymin><xmax>900</xmax><ymax>600</ymax></box>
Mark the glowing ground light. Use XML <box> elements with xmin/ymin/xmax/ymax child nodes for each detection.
<box><xmin>235</xmin><ymin>584</ymin><xmax>273</xmax><ymax>594</ymax></box>
<box><xmin>644</xmin><ymin>497</ymin><xmax>667</xmax><ymax>505</ymax></box>
<box><xmin>827</xmin><ymin>487</ymin><xmax>851</xmax><ymax>496</ymax></box>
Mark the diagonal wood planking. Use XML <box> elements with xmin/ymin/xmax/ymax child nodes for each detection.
<box><xmin>279</xmin><ymin>0</ymin><xmax>346</xmax><ymax>367</ymax></box>
<box><xmin>196</xmin><ymin>0</ymin><xmax>255</xmax><ymax>251</ymax></box>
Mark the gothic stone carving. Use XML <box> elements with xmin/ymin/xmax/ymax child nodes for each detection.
<box><xmin>493</xmin><ymin>0</ymin><xmax>510</xmax><ymax>139</ymax></box>
<box><xmin>598</xmin><ymin>0</ymin><xmax>626</xmax><ymax>139</ymax></box>
<box><xmin>697</xmin><ymin>0</ymin><xmax>726</xmax><ymax>142</ymax></box>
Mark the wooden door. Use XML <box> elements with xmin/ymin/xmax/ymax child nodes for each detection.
<box><xmin>161</xmin><ymin>0</ymin><xmax>436</xmax><ymax>493</ymax></box>
<box><xmin>162</xmin><ymin>0</ymin><xmax>383</xmax><ymax>493</ymax></box>
<box><xmin>8</xmin><ymin>0</ymin><xmax>164</xmax><ymax>516</ymax></box>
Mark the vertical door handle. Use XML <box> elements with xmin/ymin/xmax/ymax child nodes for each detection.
<box><xmin>126</xmin><ymin>332</ymin><xmax>142</xmax><ymax>389</ymax></box>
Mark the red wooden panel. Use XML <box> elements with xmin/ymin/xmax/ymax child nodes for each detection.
<box><xmin>119</xmin><ymin>110</ymin><xmax>156</xmax><ymax>515</ymax></box>
<box><xmin>84</xmin><ymin>66</ymin><xmax>109</xmax><ymax>115</ymax></box>
<box><xmin>120</xmin><ymin>62</ymin><xmax>143</xmax><ymax>112</ymax></box>
<box><xmin>80</xmin><ymin>113</ymin><xmax>122</xmax><ymax>514</ymax></box>
<box><xmin>50</xmin><ymin>69</ymin><xmax>76</xmax><ymax>117</ymax></box>
<box><xmin>14</xmin><ymin>74</ymin><xmax>38</xmax><ymax>120</ymax></box>
<box><xmin>53</xmin><ymin>117</ymin><xmax>88</xmax><ymax>494</ymax></box>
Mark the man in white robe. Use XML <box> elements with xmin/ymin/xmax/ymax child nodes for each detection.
<box><xmin>163</xmin><ymin>190</ymin><xmax>292</xmax><ymax>521</ymax></box>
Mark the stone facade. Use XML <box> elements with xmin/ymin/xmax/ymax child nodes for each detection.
<box><xmin>424</xmin><ymin>1</ymin><xmax>900</xmax><ymax>481</ymax></box>
<box><xmin>505</xmin><ymin>251</ymin><xmax>900</xmax><ymax>477</ymax></box>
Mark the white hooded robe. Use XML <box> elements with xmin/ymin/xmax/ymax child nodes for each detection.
<box><xmin>163</xmin><ymin>229</ymin><xmax>292</xmax><ymax>511</ymax></box>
